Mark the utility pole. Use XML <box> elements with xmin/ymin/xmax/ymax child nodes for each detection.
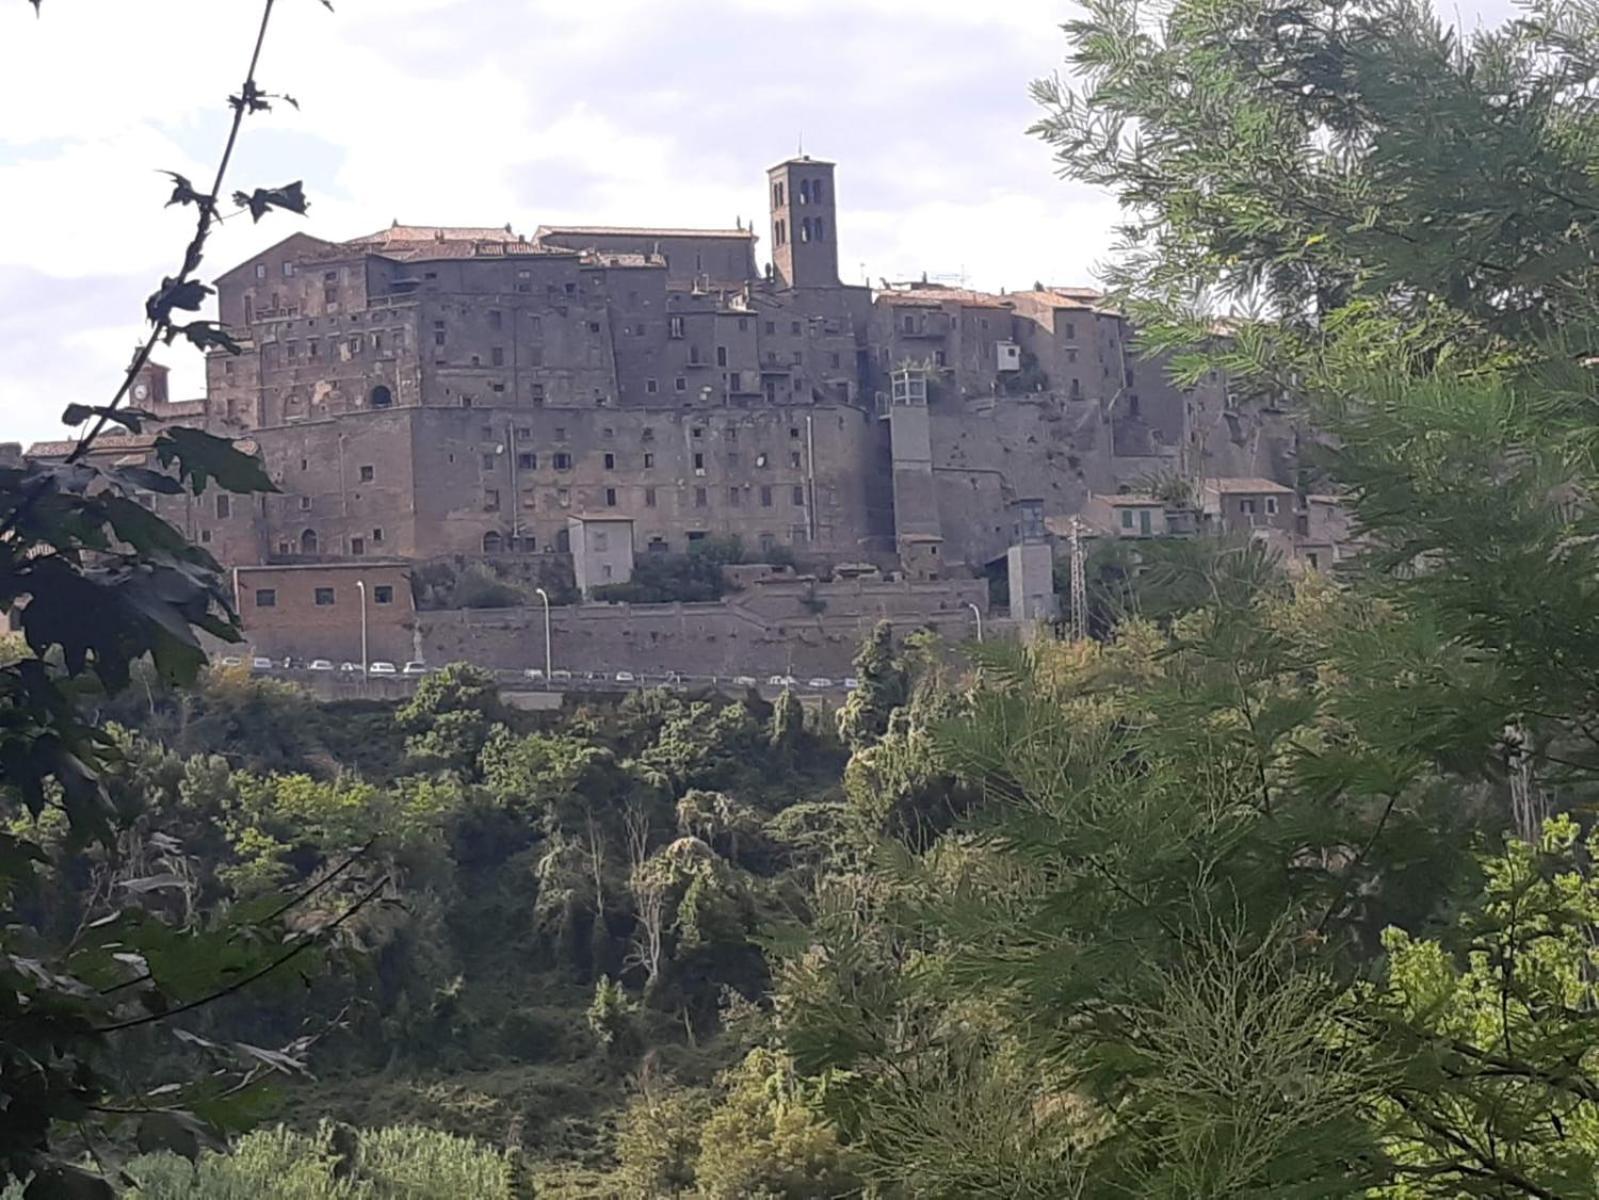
<box><xmin>1069</xmin><ymin>517</ymin><xmax>1087</xmax><ymax>643</ymax></box>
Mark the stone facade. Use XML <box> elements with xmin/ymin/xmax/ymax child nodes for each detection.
<box><xmin>25</xmin><ymin>150</ymin><xmax>1346</xmax><ymax>664</ymax></box>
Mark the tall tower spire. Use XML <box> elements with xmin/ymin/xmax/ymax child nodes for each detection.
<box><xmin>767</xmin><ymin>154</ymin><xmax>839</xmax><ymax>290</ymax></box>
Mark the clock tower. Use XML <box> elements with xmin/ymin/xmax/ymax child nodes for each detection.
<box><xmin>128</xmin><ymin>355</ymin><xmax>170</xmax><ymax>410</ymax></box>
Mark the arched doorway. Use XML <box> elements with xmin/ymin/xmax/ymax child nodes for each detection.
<box><xmin>299</xmin><ymin>529</ymin><xmax>318</xmax><ymax>555</ymax></box>
<box><xmin>369</xmin><ymin>384</ymin><xmax>393</xmax><ymax>409</ymax></box>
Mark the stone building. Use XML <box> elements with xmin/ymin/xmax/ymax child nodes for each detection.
<box><xmin>28</xmin><ymin>151</ymin><xmax>1332</xmax><ymax>619</ymax></box>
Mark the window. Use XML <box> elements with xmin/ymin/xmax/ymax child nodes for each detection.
<box><xmin>789</xmin><ymin>451</ymin><xmax>802</xmax><ymax>469</ymax></box>
<box><xmin>557</xmin><ymin>488</ymin><xmax>571</xmax><ymax>508</ymax></box>
<box><xmin>484</xmin><ymin>489</ymin><xmax>501</xmax><ymax>512</ymax></box>
<box><xmin>675</xmin><ymin>377</ymin><xmax>686</xmax><ymax>392</ymax></box>
<box><xmin>491</xmin><ymin>346</ymin><xmax>505</xmax><ymax>366</ymax></box>
<box><xmin>531</xmin><ymin>384</ymin><xmax>545</xmax><ymax>403</ymax></box>
<box><xmin>350</xmin><ymin>536</ymin><xmax>365</xmax><ymax>556</ymax></box>
<box><xmin>830</xmin><ymin>352</ymin><xmax>840</xmax><ymax>369</ymax></box>
<box><xmin>255</xmin><ymin>588</ymin><xmax>276</xmax><ymax>607</ymax></box>
<box><xmin>1121</xmin><ymin>508</ymin><xmax>1134</xmax><ymax>529</ymax></box>
<box><xmin>645</xmin><ymin>487</ymin><xmax>657</xmax><ymax>507</ymax></box>
<box><xmin>775</xmin><ymin>219</ymin><xmax>786</xmax><ymax>246</ymax></box>
<box><xmin>359</xmin><ymin>465</ymin><xmax>374</xmax><ymax>482</ymax></box>
<box><xmin>553</xmin><ymin>452</ymin><xmax>572</xmax><ymax>471</ymax></box>
<box><xmin>935</xmin><ymin>350</ymin><xmax>947</xmax><ymax>367</ymax></box>
<box><xmin>791</xmin><ymin>321</ymin><xmax>801</xmax><ymax>335</ymax></box>
<box><xmin>299</xmin><ymin>496</ymin><xmax>313</xmax><ymax>511</ymax></box>
<box><xmin>902</xmin><ymin>314</ymin><xmax>915</xmax><ymax>333</ymax></box>
<box><xmin>199</xmin><ymin>529</ymin><xmax>212</xmax><ymax>544</ymax></box>
<box><xmin>1265</xmin><ymin>496</ymin><xmax>1279</xmax><ymax>515</ymax></box>
<box><xmin>372</xmin><ymin>528</ymin><xmax>384</xmax><ymax>543</ymax></box>
<box><xmin>603</xmin><ymin>452</ymin><xmax>616</xmax><ymax>469</ymax></box>
<box><xmin>692</xmin><ymin>426</ymin><xmax>704</xmax><ymax>439</ymax></box>
<box><xmin>738</xmin><ymin>317</ymin><xmax>748</xmax><ymax>332</ymax></box>
<box><xmin>765</xmin><ymin>320</ymin><xmax>776</xmax><ymax>334</ymax></box>
<box><xmin>315</xmin><ymin>587</ymin><xmax>335</xmax><ymax>606</ymax></box>
<box><xmin>482</xmin><ymin>453</ymin><xmax>496</xmax><ymax>470</ymax></box>
<box><xmin>669</xmin><ymin>315</ymin><xmax>685</xmax><ymax>339</ymax></box>
<box><xmin>643</xmin><ymin>452</ymin><xmax>655</xmax><ymax>468</ymax></box>
<box><xmin>489</xmin><ymin>310</ymin><xmax>502</xmax><ymax>330</ymax></box>
<box><xmin>1239</xmin><ymin>498</ymin><xmax>1257</xmax><ymax>515</ymax></box>
<box><xmin>565</xmin><ymin>282</ymin><xmax>577</xmax><ymax>296</ymax></box>
<box><xmin>642</xmin><ymin>427</ymin><xmax>656</xmax><ymax>443</ymax></box>
<box><xmin>516</xmin><ymin>271</ymin><xmax>531</xmax><ymax>294</ymax></box>
<box><xmin>773</xmin><ymin>181</ymin><xmax>785</xmax><ymax>207</ymax></box>
<box><xmin>482</xmin><ymin>531</ymin><xmax>503</xmax><ymax>553</ymax></box>
<box><xmin>517</xmin><ymin>426</ymin><xmax>531</xmax><ymax>438</ymax></box>
<box><xmin>760</xmin><ymin>485</ymin><xmax>773</xmax><ymax>507</ymax></box>
<box><xmin>587</xmin><ymin>321</ymin><xmax>601</xmax><ymax>333</ymax></box>
<box><xmin>517</xmin><ymin>452</ymin><xmax>536</xmax><ymax>469</ymax></box>
<box><xmin>605</xmin><ymin>487</ymin><xmax>617</xmax><ymax>507</ymax></box>
<box><xmin>800</xmin><ymin>219</ymin><xmax>812</xmax><ymax>243</ymax></box>
<box><xmin>799</xmin><ymin>179</ymin><xmax>810</xmax><ymax>205</ymax></box>
<box><xmin>813</xmin><ymin>179</ymin><xmax>825</xmax><ymax>203</ymax></box>
<box><xmin>1306</xmin><ymin>552</ymin><xmax>1320</xmax><ymax>570</ymax></box>
<box><xmin>792</xmin><ymin>485</ymin><xmax>805</xmax><ymax>506</ymax></box>
<box><xmin>729</xmin><ymin>487</ymin><xmax>741</xmax><ymax>506</ymax></box>
<box><xmin>694</xmin><ymin>487</ymin><xmax>708</xmax><ymax>507</ymax></box>
<box><xmin>693</xmin><ymin>452</ymin><xmax>705</xmax><ymax>471</ymax></box>
<box><xmin>374</xmin><ymin>585</ymin><xmax>393</xmax><ymax>604</ymax></box>
<box><xmin>646</xmin><ymin>378</ymin><xmax>658</xmax><ymax>394</ymax></box>
<box><xmin>1064</xmin><ymin>322</ymin><xmax>1076</xmax><ymax>339</ymax></box>
<box><xmin>255</xmin><ymin>263</ymin><xmax>267</xmax><ymax>280</ymax></box>
<box><xmin>215</xmin><ymin>494</ymin><xmax>231</xmax><ymax>518</ymax></box>
<box><xmin>814</xmin><ymin>217</ymin><xmax>825</xmax><ymax>241</ymax></box>
<box><xmin>716</xmin><ymin>346</ymin><xmax>728</xmax><ymax>367</ymax></box>
<box><xmin>555</xmin><ymin>426</ymin><xmax>567</xmax><ymax>441</ymax></box>
<box><xmin>594</xmin><ymin>531</ymin><xmax>608</xmax><ymax>551</ymax></box>
<box><xmin>689</xmin><ymin>344</ymin><xmax>701</xmax><ymax>365</ymax></box>
<box><xmin>789</xmin><ymin>427</ymin><xmax>801</xmax><ymax>439</ymax></box>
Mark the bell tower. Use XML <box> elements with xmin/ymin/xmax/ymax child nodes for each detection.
<box><xmin>768</xmin><ymin>156</ymin><xmax>838</xmax><ymax>290</ymax></box>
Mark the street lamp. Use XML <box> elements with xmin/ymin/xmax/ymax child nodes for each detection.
<box><xmin>355</xmin><ymin>579</ymin><xmax>369</xmax><ymax>678</ymax></box>
<box><xmin>534</xmin><ymin>586</ymin><xmax>552</xmax><ymax>683</ymax></box>
<box><xmin>966</xmin><ymin>601</ymin><xmax>983</xmax><ymax>643</ymax></box>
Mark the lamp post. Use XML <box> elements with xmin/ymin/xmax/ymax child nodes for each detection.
<box><xmin>355</xmin><ymin>579</ymin><xmax>369</xmax><ymax>679</ymax></box>
<box><xmin>966</xmin><ymin>601</ymin><xmax>983</xmax><ymax>643</ymax></box>
<box><xmin>534</xmin><ymin>586</ymin><xmax>552</xmax><ymax>683</ymax></box>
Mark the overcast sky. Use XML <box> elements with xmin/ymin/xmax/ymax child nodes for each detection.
<box><xmin>0</xmin><ymin>0</ymin><xmax>1518</xmax><ymax>447</ymax></box>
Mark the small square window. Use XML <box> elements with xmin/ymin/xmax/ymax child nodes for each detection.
<box><xmin>646</xmin><ymin>378</ymin><xmax>658</xmax><ymax>394</ymax></box>
<box><xmin>372</xmin><ymin>528</ymin><xmax>384</xmax><ymax>543</ymax></box>
<box><xmin>299</xmin><ymin>496</ymin><xmax>312</xmax><ymax>511</ymax></box>
<box><xmin>359</xmin><ymin>464</ymin><xmax>374</xmax><ymax>482</ymax></box>
<box><xmin>518</xmin><ymin>452</ymin><xmax>536</xmax><ymax>469</ymax></box>
<box><xmin>604</xmin><ymin>452</ymin><xmax>616</xmax><ymax>469</ymax></box>
<box><xmin>200</xmin><ymin>528</ymin><xmax>212</xmax><ymax>544</ymax></box>
<box><xmin>374</xmin><ymin>585</ymin><xmax>394</xmax><ymax>604</ymax></box>
<box><xmin>255</xmin><ymin>588</ymin><xmax>276</xmax><ymax>607</ymax></box>
<box><xmin>482</xmin><ymin>453</ymin><xmax>497</xmax><ymax>470</ymax></box>
<box><xmin>675</xmin><ymin>377</ymin><xmax>686</xmax><ymax>392</ymax></box>
<box><xmin>350</xmin><ymin>536</ymin><xmax>365</xmax><ymax>556</ymax></box>
<box><xmin>555</xmin><ymin>427</ymin><xmax>567</xmax><ymax>441</ymax></box>
<box><xmin>554</xmin><ymin>452</ymin><xmax>573</xmax><ymax>471</ymax></box>
<box><xmin>314</xmin><ymin>587</ymin><xmax>336</xmax><ymax>606</ymax></box>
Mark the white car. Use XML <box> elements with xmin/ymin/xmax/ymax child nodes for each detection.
<box><xmin>369</xmin><ymin>661</ymin><xmax>398</xmax><ymax>675</ymax></box>
<box><xmin>250</xmin><ymin>657</ymin><xmax>274</xmax><ymax>671</ymax></box>
<box><xmin>550</xmin><ymin>669</ymin><xmax>573</xmax><ymax>682</ymax></box>
<box><xmin>843</xmin><ymin>676</ymin><xmax>860</xmax><ymax>691</ymax></box>
<box><xmin>768</xmin><ymin>674</ymin><xmax>797</xmax><ymax>688</ymax></box>
<box><xmin>523</xmin><ymin>668</ymin><xmax>546</xmax><ymax>681</ymax></box>
<box><xmin>339</xmin><ymin>661</ymin><xmax>361</xmax><ymax>673</ymax></box>
<box><xmin>308</xmin><ymin>659</ymin><xmax>334</xmax><ymax>672</ymax></box>
<box><xmin>402</xmin><ymin>661</ymin><xmax>429</xmax><ymax>676</ymax></box>
<box><xmin>219</xmin><ymin>655</ymin><xmax>242</xmax><ymax>668</ymax></box>
<box><xmin>614</xmin><ymin>671</ymin><xmax>637</xmax><ymax>684</ymax></box>
<box><xmin>806</xmin><ymin>677</ymin><xmax>833</xmax><ymax>690</ymax></box>
<box><xmin>732</xmin><ymin>675</ymin><xmax>758</xmax><ymax>688</ymax></box>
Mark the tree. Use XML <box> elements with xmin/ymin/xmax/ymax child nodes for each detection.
<box><xmin>397</xmin><ymin>662</ymin><xmax>506</xmax><ymax>776</ymax></box>
<box><xmin>835</xmin><ymin>622</ymin><xmax>908</xmax><ymax>751</ymax></box>
<box><xmin>0</xmin><ymin>1</ymin><xmax>355</xmax><ymax>1188</ymax></box>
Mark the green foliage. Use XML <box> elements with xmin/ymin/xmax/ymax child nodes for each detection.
<box><xmin>834</xmin><ymin>622</ymin><xmax>908</xmax><ymax>751</ymax></box>
<box><xmin>592</xmin><ymin>552</ymin><xmax>729</xmax><ymax>604</ymax></box>
<box><xmin>614</xmin><ymin>1080</ymin><xmax>710</xmax><ymax>1198</ymax></box>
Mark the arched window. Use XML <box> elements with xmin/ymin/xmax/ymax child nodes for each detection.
<box><xmin>814</xmin><ymin>217</ymin><xmax>825</xmax><ymax>242</ymax></box>
<box><xmin>299</xmin><ymin>529</ymin><xmax>318</xmax><ymax>555</ymax></box>
<box><xmin>800</xmin><ymin>218</ymin><xmax>812</xmax><ymax>243</ymax></box>
<box><xmin>482</xmin><ymin>531</ymin><xmax>503</xmax><ymax>554</ymax></box>
<box><xmin>812</xmin><ymin>179</ymin><xmax>824</xmax><ymax>204</ymax></box>
<box><xmin>798</xmin><ymin>179</ymin><xmax>810</xmax><ymax>205</ymax></box>
<box><xmin>369</xmin><ymin>384</ymin><xmax>393</xmax><ymax>409</ymax></box>
<box><xmin>775</xmin><ymin>219</ymin><xmax>785</xmax><ymax>246</ymax></box>
<box><xmin>773</xmin><ymin>182</ymin><xmax>784</xmax><ymax>208</ymax></box>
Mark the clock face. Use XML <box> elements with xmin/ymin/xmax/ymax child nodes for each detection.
<box><xmin>132</xmin><ymin>383</ymin><xmax>149</xmax><ymax>402</ymax></box>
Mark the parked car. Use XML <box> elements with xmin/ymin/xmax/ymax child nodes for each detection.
<box><xmin>842</xmin><ymin>676</ymin><xmax>860</xmax><ymax>690</ymax></box>
<box><xmin>614</xmin><ymin>671</ymin><xmax>637</xmax><ymax>684</ymax></box>
<box><xmin>308</xmin><ymin>659</ymin><xmax>334</xmax><ymax>672</ymax></box>
<box><xmin>732</xmin><ymin>675</ymin><xmax>758</xmax><ymax>688</ymax></box>
<box><xmin>768</xmin><ymin>674</ymin><xmax>797</xmax><ymax>688</ymax></box>
<box><xmin>281</xmin><ymin>656</ymin><xmax>304</xmax><ymax>671</ymax></box>
<box><xmin>369</xmin><ymin>661</ymin><xmax>398</xmax><ymax>675</ymax></box>
<box><xmin>523</xmin><ymin>668</ymin><xmax>545</xmax><ymax>681</ymax></box>
<box><xmin>339</xmin><ymin>661</ymin><xmax>361</xmax><ymax>673</ymax></box>
<box><xmin>550</xmin><ymin>669</ymin><xmax>573</xmax><ymax>682</ymax></box>
<box><xmin>219</xmin><ymin>656</ymin><xmax>242</xmax><ymax>668</ymax></box>
<box><xmin>250</xmin><ymin>657</ymin><xmax>274</xmax><ymax>671</ymax></box>
<box><xmin>806</xmin><ymin>677</ymin><xmax>833</xmax><ymax>690</ymax></box>
<box><xmin>402</xmin><ymin>661</ymin><xmax>429</xmax><ymax>676</ymax></box>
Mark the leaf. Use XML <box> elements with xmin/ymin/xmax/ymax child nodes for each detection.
<box><xmin>232</xmin><ymin>181</ymin><xmax>309</xmax><ymax>223</ymax></box>
<box><xmin>113</xmin><ymin>466</ymin><xmax>185</xmax><ymax>496</ymax></box>
<box><xmin>61</xmin><ymin>404</ymin><xmax>154</xmax><ymax>433</ymax></box>
<box><xmin>145</xmin><ymin>277</ymin><xmax>212</xmax><ymax>326</ymax></box>
<box><xmin>159</xmin><ymin>170</ymin><xmax>214</xmax><ymax>211</ymax></box>
<box><xmin>155</xmin><ymin>426</ymin><xmax>278</xmax><ymax>496</ymax></box>
<box><xmin>177</xmin><ymin>321</ymin><xmax>243</xmax><ymax>355</ymax></box>
<box><xmin>24</xmin><ymin>1164</ymin><xmax>114</xmax><ymax>1200</ymax></box>
<box><xmin>136</xmin><ymin>1110</ymin><xmax>219</xmax><ymax>1162</ymax></box>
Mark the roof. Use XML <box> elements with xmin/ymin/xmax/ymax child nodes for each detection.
<box><xmin>536</xmin><ymin>225</ymin><xmax>755</xmax><ymax>241</ymax></box>
<box><xmin>348</xmin><ymin>222</ymin><xmax>527</xmax><ymax>245</ymax></box>
<box><xmin>235</xmin><ymin>560</ymin><xmax>411</xmax><ymax>574</ymax></box>
<box><xmin>1011</xmin><ymin>287</ymin><xmax>1104</xmax><ymax>311</ymax></box>
<box><xmin>579</xmin><ymin>252</ymin><xmax>663</xmax><ymax>269</ymax></box>
<box><xmin>769</xmin><ymin>155</ymin><xmax>836</xmax><ymax>169</ymax></box>
<box><xmin>1096</xmin><ymin>492</ymin><xmax>1162</xmax><ymax>505</ymax></box>
<box><xmin>875</xmin><ymin>285</ymin><xmax>1013</xmax><ymax>310</ymax></box>
<box><xmin>27</xmin><ymin>432</ymin><xmax>157</xmax><ymax>459</ymax></box>
<box><xmin>1205</xmin><ymin>477</ymin><xmax>1295</xmax><ymax>495</ymax></box>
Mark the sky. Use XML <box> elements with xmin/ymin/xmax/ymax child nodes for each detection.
<box><xmin>0</xmin><ymin>0</ymin><xmax>1519</xmax><ymax>447</ymax></box>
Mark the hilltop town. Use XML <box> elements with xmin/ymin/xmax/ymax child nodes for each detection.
<box><xmin>20</xmin><ymin>152</ymin><xmax>1349</xmax><ymax>679</ymax></box>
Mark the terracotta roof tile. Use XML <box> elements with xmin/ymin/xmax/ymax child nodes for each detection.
<box><xmin>536</xmin><ymin>225</ymin><xmax>754</xmax><ymax>241</ymax></box>
<box><xmin>1204</xmin><ymin>476</ymin><xmax>1295</xmax><ymax>494</ymax></box>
